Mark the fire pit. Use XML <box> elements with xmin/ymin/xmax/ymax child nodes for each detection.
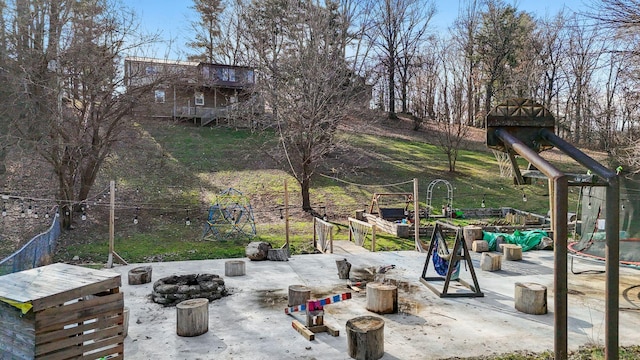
<box><xmin>152</xmin><ymin>274</ymin><xmax>227</xmax><ymax>306</ymax></box>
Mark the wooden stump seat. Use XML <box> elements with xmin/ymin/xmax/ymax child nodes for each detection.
<box><xmin>128</xmin><ymin>265</ymin><xmax>152</xmax><ymax>285</ymax></box>
<box><xmin>514</xmin><ymin>282</ymin><xmax>547</xmax><ymax>315</ymax></box>
<box><xmin>225</xmin><ymin>260</ymin><xmax>246</xmax><ymax>276</ymax></box>
<box><xmin>503</xmin><ymin>244</ymin><xmax>523</xmax><ymax>261</ymax></box>
<box><xmin>480</xmin><ymin>252</ymin><xmax>502</xmax><ymax>271</ymax></box>
<box><xmin>346</xmin><ymin>316</ymin><xmax>385</xmax><ymax>360</ymax></box>
<box><xmin>288</xmin><ymin>285</ymin><xmax>311</xmax><ymax>307</ymax></box>
<box><xmin>472</xmin><ymin>240</ymin><xmax>489</xmax><ymax>253</ymax></box>
<box><xmin>176</xmin><ymin>298</ymin><xmax>209</xmax><ymax>337</ymax></box>
<box><xmin>365</xmin><ymin>282</ymin><xmax>397</xmax><ymax>314</ymax></box>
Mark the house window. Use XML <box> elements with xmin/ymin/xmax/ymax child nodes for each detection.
<box><xmin>218</xmin><ymin>68</ymin><xmax>229</xmax><ymax>81</ymax></box>
<box><xmin>195</xmin><ymin>92</ymin><xmax>204</xmax><ymax>106</ymax></box>
<box><xmin>228</xmin><ymin>69</ymin><xmax>236</xmax><ymax>82</ymax></box>
<box><xmin>246</xmin><ymin>70</ymin><xmax>254</xmax><ymax>84</ymax></box>
<box><xmin>154</xmin><ymin>89</ymin><xmax>165</xmax><ymax>103</ymax></box>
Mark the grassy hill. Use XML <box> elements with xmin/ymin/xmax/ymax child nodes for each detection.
<box><xmin>31</xmin><ymin>111</ymin><xmax>591</xmax><ymax>264</ymax></box>
<box><xmin>1</xmin><ymin>110</ymin><xmax>598</xmax><ymax>263</ymax></box>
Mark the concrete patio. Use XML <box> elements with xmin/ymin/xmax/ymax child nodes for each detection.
<box><xmin>110</xmin><ymin>240</ymin><xmax>640</xmax><ymax>359</ymax></box>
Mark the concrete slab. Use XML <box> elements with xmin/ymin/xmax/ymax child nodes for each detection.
<box><xmin>110</xmin><ymin>241</ymin><xmax>640</xmax><ymax>359</ymax></box>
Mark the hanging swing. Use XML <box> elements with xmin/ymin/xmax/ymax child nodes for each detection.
<box><xmin>421</xmin><ymin>221</ymin><xmax>483</xmax><ymax>298</ymax></box>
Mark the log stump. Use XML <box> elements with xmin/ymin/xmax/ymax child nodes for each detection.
<box><xmin>336</xmin><ymin>258</ymin><xmax>352</xmax><ymax>279</ymax></box>
<box><xmin>176</xmin><ymin>298</ymin><xmax>209</xmax><ymax>337</ymax></box>
<box><xmin>346</xmin><ymin>316</ymin><xmax>385</xmax><ymax>360</ymax></box>
<box><xmin>225</xmin><ymin>260</ymin><xmax>246</xmax><ymax>276</ymax></box>
<box><xmin>288</xmin><ymin>285</ymin><xmax>311</xmax><ymax>307</ymax></box>
<box><xmin>514</xmin><ymin>282</ymin><xmax>547</xmax><ymax>315</ymax></box>
<box><xmin>495</xmin><ymin>235</ymin><xmax>506</xmax><ymax>252</ymax></box>
<box><xmin>128</xmin><ymin>266</ymin><xmax>152</xmax><ymax>285</ymax></box>
<box><xmin>503</xmin><ymin>244</ymin><xmax>523</xmax><ymax>261</ymax></box>
<box><xmin>472</xmin><ymin>240</ymin><xmax>489</xmax><ymax>253</ymax></box>
<box><xmin>246</xmin><ymin>241</ymin><xmax>272</xmax><ymax>260</ymax></box>
<box><xmin>267</xmin><ymin>248</ymin><xmax>289</xmax><ymax>261</ymax></box>
<box><xmin>365</xmin><ymin>282</ymin><xmax>397</xmax><ymax>314</ymax></box>
<box><xmin>463</xmin><ymin>225</ymin><xmax>484</xmax><ymax>250</ymax></box>
<box><xmin>480</xmin><ymin>252</ymin><xmax>502</xmax><ymax>271</ymax></box>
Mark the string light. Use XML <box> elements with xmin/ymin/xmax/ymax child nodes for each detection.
<box><xmin>481</xmin><ymin>194</ymin><xmax>486</xmax><ymax>208</ymax></box>
<box><xmin>81</xmin><ymin>212</ymin><xmax>87</xmax><ymax>221</ymax></box>
<box><xmin>1</xmin><ymin>207</ymin><xmax>6</xmax><ymax>217</ymax></box>
<box><xmin>185</xmin><ymin>209</ymin><xmax>191</xmax><ymax>226</ymax></box>
<box><xmin>134</xmin><ymin>207</ymin><xmax>139</xmax><ymax>224</ymax></box>
<box><xmin>522</xmin><ymin>193</ymin><xmax>527</xmax><ymax>202</ymax></box>
<box><xmin>27</xmin><ymin>203</ymin><xmax>32</xmax><ymax>215</ymax></box>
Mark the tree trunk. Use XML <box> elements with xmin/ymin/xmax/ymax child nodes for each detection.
<box><xmin>388</xmin><ymin>52</ymin><xmax>396</xmax><ymax>118</ymax></box>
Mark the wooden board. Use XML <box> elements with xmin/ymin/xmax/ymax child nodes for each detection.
<box><xmin>0</xmin><ymin>263</ymin><xmax>121</xmax><ymax>311</ymax></box>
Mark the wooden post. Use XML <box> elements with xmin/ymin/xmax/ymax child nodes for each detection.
<box><xmin>346</xmin><ymin>316</ymin><xmax>385</xmax><ymax>360</ymax></box>
<box><xmin>176</xmin><ymin>298</ymin><xmax>209</xmax><ymax>337</ymax></box>
<box><xmin>284</xmin><ymin>179</ymin><xmax>290</xmax><ymax>256</ymax></box>
<box><xmin>414</xmin><ymin>178</ymin><xmax>422</xmax><ymax>252</ymax></box>
<box><xmin>365</xmin><ymin>283</ymin><xmax>397</xmax><ymax>314</ymax></box>
<box><xmin>107</xmin><ymin>180</ymin><xmax>127</xmax><ymax>268</ymax></box>
<box><xmin>288</xmin><ymin>285</ymin><xmax>311</xmax><ymax>307</ymax></box>
<box><xmin>107</xmin><ymin>180</ymin><xmax>115</xmax><ymax>268</ymax></box>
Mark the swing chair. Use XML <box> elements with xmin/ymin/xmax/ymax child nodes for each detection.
<box><xmin>421</xmin><ymin>221</ymin><xmax>483</xmax><ymax>298</ymax></box>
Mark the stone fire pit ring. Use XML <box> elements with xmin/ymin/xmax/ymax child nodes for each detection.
<box><xmin>152</xmin><ymin>274</ymin><xmax>227</xmax><ymax>306</ymax></box>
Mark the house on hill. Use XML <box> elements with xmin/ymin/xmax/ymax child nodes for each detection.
<box><xmin>124</xmin><ymin>57</ymin><xmax>261</xmax><ymax>126</ymax></box>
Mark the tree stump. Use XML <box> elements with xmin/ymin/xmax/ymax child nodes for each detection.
<box><xmin>463</xmin><ymin>225</ymin><xmax>484</xmax><ymax>250</ymax></box>
<box><xmin>503</xmin><ymin>244</ymin><xmax>523</xmax><ymax>261</ymax></box>
<box><xmin>176</xmin><ymin>298</ymin><xmax>209</xmax><ymax>337</ymax></box>
<box><xmin>480</xmin><ymin>252</ymin><xmax>502</xmax><ymax>271</ymax></box>
<box><xmin>514</xmin><ymin>282</ymin><xmax>547</xmax><ymax>315</ymax></box>
<box><xmin>495</xmin><ymin>235</ymin><xmax>506</xmax><ymax>252</ymax></box>
<box><xmin>225</xmin><ymin>260</ymin><xmax>246</xmax><ymax>276</ymax></box>
<box><xmin>128</xmin><ymin>266</ymin><xmax>152</xmax><ymax>285</ymax></box>
<box><xmin>288</xmin><ymin>285</ymin><xmax>311</xmax><ymax>307</ymax></box>
<box><xmin>365</xmin><ymin>282</ymin><xmax>397</xmax><ymax>314</ymax></box>
<box><xmin>472</xmin><ymin>240</ymin><xmax>489</xmax><ymax>253</ymax></box>
<box><xmin>336</xmin><ymin>258</ymin><xmax>352</xmax><ymax>279</ymax></box>
<box><xmin>246</xmin><ymin>241</ymin><xmax>272</xmax><ymax>260</ymax></box>
<box><xmin>267</xmin><ymin>248</ymin><xmax>289</xmax><ymax>261</ymax></box>
<box><xmin>346</xmin><ymin>316</ymin><xmax>385</xmax><ymax>360</ymax></box>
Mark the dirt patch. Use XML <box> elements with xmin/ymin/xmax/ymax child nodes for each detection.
<box><xmin>254</xmin><ymin>288</ymin><xmax>288</xmax><ymax>309</ymax></box>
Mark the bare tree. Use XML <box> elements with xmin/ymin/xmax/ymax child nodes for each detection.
<box><xmin>243</xmin><ymin>0</ymin><xmax>366</xmax><ymax>211</ymax></box>
<box><xmin>1</xmin><ymin>0</ymin><xmax>158</xmax><ymax>229</ymax></box>
<box><xmin>433</xmin><ymin>40</ymin><xmax>469</xmax><ymax>172</ymax></box>
<box><xmin>368</xmin><ymin>0</ymin><xmax>432</xmax><ymax>118</ymax></box>
<box><xmin>452</xmin><ymin>0</ymin><xmax>481</xmax><ymax>127</ymax></box>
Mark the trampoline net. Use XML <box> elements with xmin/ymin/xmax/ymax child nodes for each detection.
<box><xmin>574</xmin><ymin>177</ymin><xmax>640</xmax><ymax>264</ymax></box>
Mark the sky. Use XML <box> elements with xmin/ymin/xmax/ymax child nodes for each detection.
<box><xmin>126</xmin><ymin>0</ymin><xmax>590</xmax><ymax>60</ymax></box>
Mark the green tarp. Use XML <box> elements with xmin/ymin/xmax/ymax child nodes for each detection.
<box><xmin>482</xmin><ymin>229</ymin><xmax>548</xmax><ymax>252</ymax></box>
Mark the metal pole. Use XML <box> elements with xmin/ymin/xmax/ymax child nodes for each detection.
<box><xmin>605</xmin><ymin>178</ymin><xmax>620</xmax><ymax>360</ymax></box>
<box><xmin>552</xmin><ymin>176</ymin><xmax>569</xmax><ymax>360</ymax></box>
<box><xmin>542</xmin><ymin>128</ymin><xmax>620</xmax><ymax>360</ymax></box>
<box><xmin>284</xmin><ymin>179</ymin><xmax>290</xmax><ymax>255</ymax></box>
<box><xmin>495</xmin><ymin>129</ymin><xmax>568</xmax><ymax>359</ymax></box>
<box><xmin>414</xmin><ymin>178</ymin><xmax>422</xmax><ymax>252</ymax></box>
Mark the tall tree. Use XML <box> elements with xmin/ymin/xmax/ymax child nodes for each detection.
<box><xmin>475</xmin><ymin>1</ymin><xmax>531</xmax><ymax>118</ymax></box>
<box><xmin>187</xmin><ymin>0</ymin><xmax>224</xmax><ymax>63</ymax></box>
<box><xmin>369</xmin><ymin>0</ymin><xmax>432</xmax><ymax>118</ymax></box>
<box><xmin>452</xmin><ymin>0</ymin><xmax>481</xmax><ymax>127</ymax></box>
<box><xmin>1</xmin><ymin>0</ymin><xmax>158</xmax><ymax>228</ymax></box>
<box><xmin>243</xmin><ymin>0</ymin><xmax>366</xmax><ymax>211</ymax></box>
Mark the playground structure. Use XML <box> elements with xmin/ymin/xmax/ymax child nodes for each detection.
<box><xmin>486</xmin><ymin>97</ymin><xmax>620</xmax><ymax>360</ymax></box>
<box><xmin>202</xmin><ymin>188</ymin><xmax>257</xmax><ymax>240</ymax></box>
